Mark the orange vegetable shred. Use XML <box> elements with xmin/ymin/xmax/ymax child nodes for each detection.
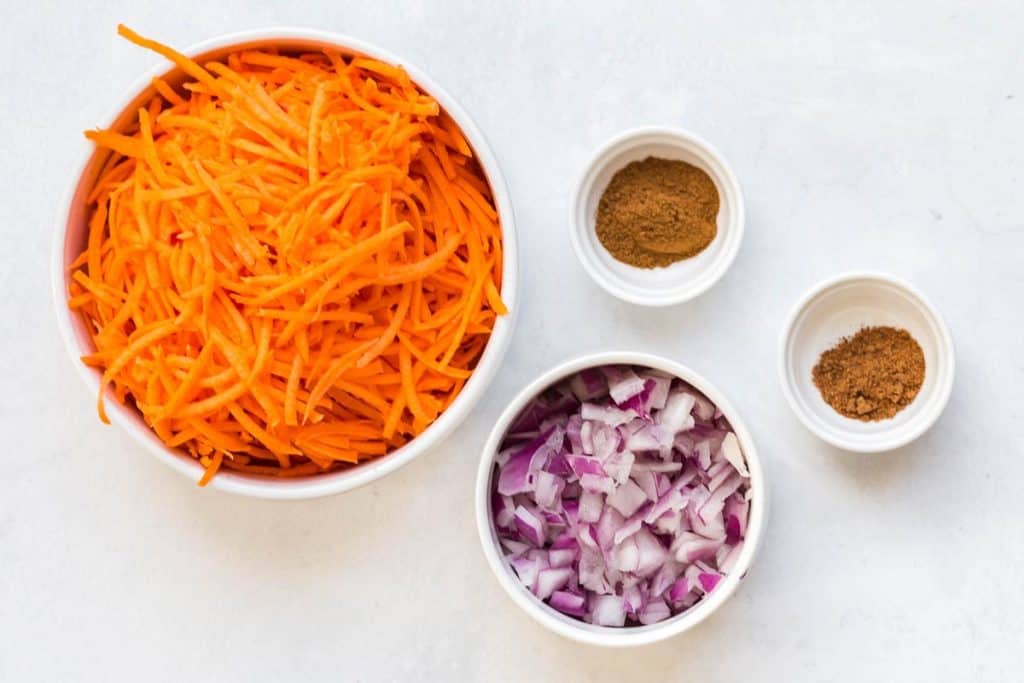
<box><xmin>69</xmin><ymin>25</ymin><xmax>506</xmax><ymax>485</ymax></box>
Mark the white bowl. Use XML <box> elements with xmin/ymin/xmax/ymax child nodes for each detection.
<box><xmin>778</xmin><ymin>272</ymin><xmax>954</xmax><ymax>453</ymax></box>
<box><xmin>568</xmin><ymin>127</ymin><xmax>744</xmax><ymax>306</ymax></box>
<box><xmin>474</xmin><ymin>351</ymin><xmax>766</xmax><ymax>647</ymax></box>
<box><xmin>51</xmin><ymin>29</ymin><xmax>518</xmax><ymax>499</ymax></box>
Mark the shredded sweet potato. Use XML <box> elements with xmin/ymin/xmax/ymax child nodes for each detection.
<box><xmin>69</xmin><ymin>25</ymin><xmax>507</xmax><ymax>484</ymax></box>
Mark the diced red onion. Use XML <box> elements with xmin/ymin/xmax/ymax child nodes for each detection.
<box><xmin>514</xmin><ymin>504</ymin><xmax>547</xmax><ymax>547</ymax></box>
<box><xmin>639</xmin><ymin>599</ymin><xmax>671</xmax><ymax>625</ymax></box>
<box><xmin>535</xmin><ymin>567</ymin><xmax>573</xmax><ymax>600</ymax></box>
<box><xmin>510</xmin><ymin>556</ymin><xmax>544</xmax><ymax>590</ymax></box>
<box><xmin>493</xmin><ymin>364</ymin><xmax>752</xmax><ymax>627</ymax></box>
<box><xmin>533</xmin><ymin>471</ymin><xmax>565</xmax><ymax>510</ymax></box>
<box><xmin>604</xmin><ymin>366</ymin><xmax>647</xmax><ymax>405</ymax></box>
<box><xmin>589</xmin><ymin>594</ymin><xmax>627</xmax><ymax>627</ymax></box>
<box><xmin>570</xmin><ymin>368</ymin><xmax>608</xmax><ymax>401</ymax></box>
<box><xmin>549</xmin><ymin>590</ymin><xmax>587</xmax><ymax>617</ymax></box>
<box><xmin>606</xmin><ymin>478</ymin><xmax>648</xmax><ymax>517</ymax></box>
<box><xmin>720</xmin><ymin>432</ymin><xmax>749</xmax><ymax>477</ymax></box>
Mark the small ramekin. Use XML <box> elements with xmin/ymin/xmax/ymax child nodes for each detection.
<box><xmin>51</xmin><ymin>29</ymin><xmax>518</xmax><ymax>498</ymax></box>
<box><xmin>568</xmin><ymin>127</ymin><xmax>744</xmax><ymax>306</ymax></box>
<box><xmin>778</xmin><ymin>271</ymin><xmax>955</xmax><ymax>453</ymax></box>
<box><xmin>474</xmin><ymin>351</ymin><xmax>767</xmax><ymax>647</ymax></box>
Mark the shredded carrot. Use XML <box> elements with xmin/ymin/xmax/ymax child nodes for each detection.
<box><xmin>72</xmin><ymin>25</ymin><xmax>506</xmax><ymax>484</ymax></box>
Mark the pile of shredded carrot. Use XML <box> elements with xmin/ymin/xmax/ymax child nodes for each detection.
<box><xmin>68</xmin><ymin>25</ymin><xmax>506</xmax><ymax>484</ymax></box>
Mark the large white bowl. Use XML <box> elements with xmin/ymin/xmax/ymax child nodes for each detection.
<box><xmin>52</xmin><ymin>29</ymin><xmax>518</xmax><ymax>499</ymax></box>
<box><xmin>474</xmin><ymin>351</ymin><xmax>767</xmax><ymax>647</ymax></box>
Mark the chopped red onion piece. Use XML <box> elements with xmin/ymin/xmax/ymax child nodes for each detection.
<box><xmin>579</xmin><ymin>549</ymin><xmax>609</xmax><ymax>593</ymax></box>
<box><xmin>548</xmin><ymin>547</ymin><xmax>577</xmax><ymax>568</ymax></box>
<box><xmin>698</xmin><ymin>572</ymin><xmax>722</xmax><ymax>592</ymax></box>
<box><xmin>650</xmin><ymin>560</ymin><xmax>681</xmax><ymax>597</ymax></box>
<box><xmin>673</xmin><ymin>531</ymin><xmax>722</xmax><ymax>563</ymax></box>
<box><xmin>493</xmin><ymin>492</ymin><xmax>516</xmax><ymax>530</ymax></box>
<box><xmin>567</xmin><ymin>454</ymin><xmax>606</xmax><ymax>478</ymax></box>
<box><xmin>589</xmin><ymin>594</ymin><xmax>627</xmax><ymax>627</ymax></box>
<box><xmin>695</xmin><ymin>440</ymin><xmax>712</xmax><ymax>470</ymax></box>
<box><xmin>510</xmin><ymin>556</ymin><xmax>544</xmax><ymax>590</ymax></box>
<box><xmin>591</xmin><ymin>425</ymin><xmax>620</xmax><ymax>461</ymax></box>
<box><xmin>578</xmin><ymin>491</ymin><xmax>604</xmax><ymax>523</ymax></box>
<box><xmin>500</xmin><ymin>538</ymin><xmax>530</xmax><ymax>557</ymax></box>
<box><xmin>570</xmin><ymin>368</ymin><xmax>608</xmax><ymax>401</ymax></box>
<box><xmin>724</xmin><ymin>494</ymin><xmax>749</xmax><ymax>544</ymax></box>
<box><xmin>720</xmin><ymin>432</ymin><xmax>749</xmax><ymax>477</ymax></box>
<box><xmin>612</xmin><ymin>507</ymin><xmax>647</xmax><ymax>545</ymax></box>
<box><xmin>581</xmin><ymin>402</ymin><xmax>636</xmax><ymax>427</ymax></box>
<box><xmin>632</xmin><ymin>470</ymin><xmax>659</xmax><ymax>501</ymax></box>
<box><xmin>535</xmin><ymin>567</ymin><xmax>573</xmax><ymax>600</ymax></box>
<box><xmin>630</xmin><ymin>459</ymin><xmax>683</xmax><ymax>474</ymax></box>
<box><xmin>659</xmin><ymin>391</ymin><xmax>696</xmax><ymax>434</ymax></box>
<box><xmin>623</xmin><ymin>583</ymin><xmax>644</xmax><ymax>616</ymax></box>
<box><xmin>639</xmin><ymin>599</ymin><xmax>671</xmax><ymax>625</ymax></box>
<box><xmin>603</xmin><ymin>366</ymin><xmax>647</xmax><ymax>405</ymax></box>
<box><xmin>534</xmin><ymin>471</ymin><xmax>565</xmax><ymax>510</ymax></box>
<box><xmin>514</xmin><ymin>505</ymin><xmax>547</xmax><ymax>546</ymax></box>
<box><xmin>645</xmin><ymin>375</ymin><xmax>672</xmax><ymax>412</ymax></box>
<box><xmin>644</xmin><ymin>488</ymin><xmax>687</xmax><ymax>525</ymax></box>
<box><xmin>606</xmin><ymin>479</ymin><xmax>648</xmax><ymax>517</ymax></box>
<box><xmin>549</xmin><ymin>590</ymin><xmax>587</xmax><ymax>617</ymax></box>
<box><xmin>653</xmin><ymin>508</ymin><xmax>685</xmax><ymax>536</ymax></box>
<box><xmin>690</xmin><ymin>391</ymin><xmax>716</xmax><ymax>421</ymax></box>
<box><xmin>579</xmin><ymin>473</ymin><xmax>615</xmax><ymax>494</ymax></box>
<box><xmin>667</xmin><ymin>577</ymin><xmax>690</xmax><ymax>604</ymax></box>
<box><xmin>595</xmin><ymin>507</ymin><xmax>626</xmax><ymax>552</ymax></box>
<box><xmin>634</xmin><ymin>528</ymin><xmax>669</xmax><ymax>575</ymax></box>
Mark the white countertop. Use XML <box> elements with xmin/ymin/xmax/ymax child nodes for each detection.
<box><xmin>2</xmin><ymin>2</ymin><xmax>1022</xmax><ymax>680</ymax></box>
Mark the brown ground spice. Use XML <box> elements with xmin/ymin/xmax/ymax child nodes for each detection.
<box><xmin>812</xmin><ymin>326</ymin><xmax>926</xmax><ymax>421</ymax></box>
<box><xmin>595</xmin><ymin>157</ymin><xmax>719</xmax><ymax>268</ymax></box>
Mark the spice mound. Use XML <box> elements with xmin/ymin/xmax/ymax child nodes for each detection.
<box><xmin>812</xmin><ymin>326</ymin><xmax>926</xmax><ymax>421</ymax></box>
<box><xmin>595</xmin><ymin>157</ymin><xmax>719</xmax><ymax>268</ymax></box>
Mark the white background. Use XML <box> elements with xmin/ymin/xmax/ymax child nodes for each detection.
<box><xmin>2</xmin><ymin>1</ymin><xmax>1022</xmax><ymax>681</ymax></box>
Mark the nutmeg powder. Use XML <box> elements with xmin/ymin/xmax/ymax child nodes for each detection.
<box><xmin>595</xmin><ymin>157</ymin><xmax>719</xmax><ymax>268</ymax></box>
<box><xmin>812</xmin><ymin>326</ymin><xmax>926</xmax><ymax>421</ymax></box>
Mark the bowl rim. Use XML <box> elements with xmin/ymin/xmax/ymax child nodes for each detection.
<box><xmin>474</xmin><ymin>350</ymin><xmax>767</xmax><ymax>647</ymax></box>
<box><xmin>777</xmin><ymin>270</ymin><xmax>955</xmax><ymax>453</ymax></box>
<box><xmin>567</xmin><ymin>125</ymin><xmax>745</xmax><ymax>307</ymax></box>
<box><xmin>51</xmin><ymin>27</ymin><xmax>519</xmax><ymax>499</ymax></box>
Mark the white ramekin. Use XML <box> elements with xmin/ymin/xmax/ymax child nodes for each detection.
<box><xmin>569</xmin><ymin>127</ymin><xmax>744</xmax><ymax>306</ymax></box>
<box><xmin>51</xmin><ymin>29</ymin><xmax>518</xmax><ymax>499</ymax></box>
<box><xmin>778</xmin><ymin>271</ymin><xmax>954</xmax><ymax>453</ymax></box>
<box><xmin>474</xmin><ymin>351</ymin><xmax>767</xmax><ymax>647</ymax></box>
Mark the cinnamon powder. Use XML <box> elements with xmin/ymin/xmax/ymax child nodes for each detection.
<box><xmin>595</xmin><ymin>157</ymin><xmax>719</xmax><ymax>268</ymax></box>
<box><xmin>812</xmin><ymin>326</ymin><xmax>926</xmax><ymax>421</ymax></box>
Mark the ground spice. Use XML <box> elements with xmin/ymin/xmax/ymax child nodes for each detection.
<box><xmin>812</xmin><ymin>326</ymin><xmax>926</xmax><ymax>421</ymax></box>
<box><xmin>595</xmin><ymin>157</ymin><xmax>719</xmax><ymax>268</ymax></box>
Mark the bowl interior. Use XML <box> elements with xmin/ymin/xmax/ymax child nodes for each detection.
<box><xmin>55</xmin><ymin>31</ymin><xmax>517</xmax><ymax>497</ymax></box>
<box><xmin>476</xmin><ymin>352</ymin><xmax>764</xmax><ymax>646</ymax></box>
<box><xmin>572</xmin><ymin>130</ymin><xmax>742</xmax><ymax>305</ymax></box>
<box><xmin>781</xmin><ymin>276</ymin><xmax>953</xmax><ymax>451</ymax></box>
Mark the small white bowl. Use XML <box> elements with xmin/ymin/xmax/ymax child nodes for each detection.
<box><xmin>568</xmin><ymin>127</ymin><xmax>744</xmax><ymax>306</ymax></box>
<box><xmin>778</xmin><ymin>272</ymin><xmax>954</xmax><ymax>453</ymax></box>
<box><xmin>474</xmin><ymin>351</ymin><xmax>766</xmax><ymax>647</ymax></box>
<box><xmin>51</xmin><ymin>29</ymin><xmax>518</xmax><ymax>499</ymax></box>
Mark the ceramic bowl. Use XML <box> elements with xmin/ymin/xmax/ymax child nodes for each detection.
<box><xmin>778</xmin><ymin>272</ymin><xmax>954</xmax><ymax>452</ymax></box>
<box><xmin>475</xmin><ymin>351</ymin><xmax>766</xmax><ymax>647</ymax></box>
<box><xmin>568</xmin><ymin>127</ymin><xmax>743</xmax><ymax>306</ymax></box>
<box><xmin>51</xmin><ymin>29</ymin><xmax>518</xmax><ymax>498</ymax></box>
